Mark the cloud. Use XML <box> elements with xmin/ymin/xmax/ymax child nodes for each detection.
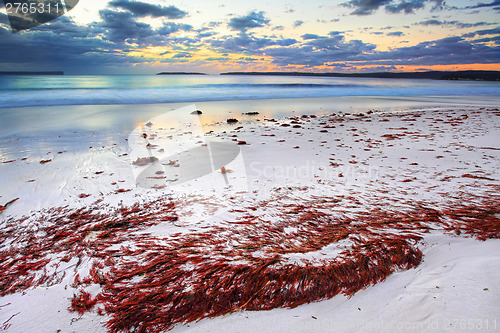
<box><xmin>210</xmin><ymin>32</ymin><xmax>272</xmax><ymax>53</ymax></box>
<box><xmin>228</xmin><ymin>11</ymin><xmax>270</xmax><ymax>32</ymax></box>
<box><xmin>1</xmin><ymin>3</ymin><xmax>498</xmax><ymax>75</ymax></box>
<box><xmin>358</xmin><ymin>65</ymin><xmax>398</xmax><ymax>72</ymax></box>
<box><xmin>353</xmin><ymin>36</ymin><xmax>500</xmax><ymax>65</ymax></box>
<box><xmin>276</xmin><ymin>38</ymin><xmax>298</xmax><ymax>46</ymax></box>
<box><xmin>293</xmin><ymin>20</ymin><xmax>304</xmax><ymax>28</ymax></box>
<box><xmin>387</xmin><ymin>31</ymin><xmax>404</xmax><ymax>36</ymax></box>
<box><xmin>342</xmin><ymin>0</ymin><xmax>392</xmax><ymax>15</ymax></box>
<box><xmin>475</xmin><ymin>27</ymin><xmax>500</xmax><ymax>35</ymax></box>
<box><xmin>210</xmin><ymin>30</ymin><xmax>297</xmax><ymax>54</ymax></box>
<box><xmin>416</xmin><ymin>20</ymin><xmax>495</xmax><ymax>28</ymax></box>
<box><xmin>98</xmin><ymin>9</ymin><xmax>192</xmax><ymax>44</ymax></box>
<box><xmin>99</xmin><ymin>9</ymin><xmax>155</xmax><ymax>43</ymax></box>
<box><xmin>108</xmin><ymin>0</ymin><xmax>187</xmax><ymax>19</ymax></box>
<box><xmin>473</xmin><ymin>36</ymin><xmax>500</xmax><ymax>44</ymax></box>
<box><xmin>462</xmin><ymin>32</ymin><xmax>477</xmax><ymax>38</ymax></box>
<box><xmin>0</xmin><ymin>19</ymin><xmax>133</xmax><ymax>73</ymax></box>
<box><xmin>264</xmin><ymin>33</ymin><xmax>376</xmax><ymax>67</ymax></box>
<box><xmin>158</xmin><ymin>22</ymin><xmax>193</xmax><ymax>35</ymax></box>
<box><xmin>255</xmin><ymin>32</ymin><xmax>499</xmax><ymax>68</ymax></box>
<box><xmin>197</xmin><ymin>31</ymin><xmax>217</xmax><ymax>38</ymax></box>
<box><xmin>342</xmin><ymin>0</ymin><xmax>444</xmax><ymax>15</ymax></box>
<box><xmin>301</xmin><ymin>34</ymin><xmax>322</xmax><ymax>40</ymax></box>
<box><xmin>417</xmin><ymin>19</ymin><xmax>441</xmax><ymax>25</ymax></box>
<box><xmin>464</xmin><ymin>0</ymin><xmax>500</xmax><ymax>9</ymax></box>
<box><xmin>173</xmin><ymin>52</ymin><xmax>192</xmax><ymax>58</ymax></box>
<box><xmin>386</xmin><ymin>0</ymin><xmax>427</xmax><ymax>14</ymax></box>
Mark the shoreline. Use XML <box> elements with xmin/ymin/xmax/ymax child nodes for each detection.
<box><xmin>0</xmin><ymin>101</ymin><xmax>499</xmax><ymax>332</ymax></box>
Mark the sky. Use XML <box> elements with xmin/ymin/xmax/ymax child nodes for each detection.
<box><xmin>0</xmin><ymin>0</ymin><xmax>499</xmax><ymax>74</ymax></box>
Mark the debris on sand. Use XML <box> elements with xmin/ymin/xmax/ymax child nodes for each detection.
<box><xmin>132</xmin><ymin>156</ymin><xmax>159</xmax><ymax>166</ymax></box>
<box><xmin>0</xmin><ymin>198</ymin><xmax>19</xmax><ymax>213</ymax></box>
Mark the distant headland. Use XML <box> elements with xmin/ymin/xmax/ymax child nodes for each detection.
<box><xmin>156</xmin><ymin>72</ymin><xmax>207</xmax><ymax>75</ymax></box>
<box><xmin>0</xmin><ymin>71</ymin><xmax>64</xmax><ymax>76</ymax></box>
<box><xmin>220</xmin><ymin>70</ymin><xmax>500</xmax><ymax>81</ymax></box>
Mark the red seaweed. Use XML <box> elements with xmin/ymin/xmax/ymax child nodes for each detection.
<box><xmin>0</xmin><ymin>187</ymin><xmax>498</xmax><ymax>332</ymax></box>
<box><xmin>69</xmin><ymin>290</ymin><xmax>98</xmax><ymax>314</ymax></box>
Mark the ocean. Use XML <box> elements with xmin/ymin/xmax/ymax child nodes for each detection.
<box><xmin>1</xmin><ymin>74</ymin><xmax>499</xmax><ymax>108</ymax></box>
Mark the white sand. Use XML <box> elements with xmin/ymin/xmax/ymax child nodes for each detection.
<box><xmin>0</xmin><ymin>99</ymin><xmax>499</xmax><ymax>332</ymax></box>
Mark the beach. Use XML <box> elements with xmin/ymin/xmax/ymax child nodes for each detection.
<box><xmin>0</xmin><ymin>95</ymin><xmax>499</xmax><ymax>332</ymax></box>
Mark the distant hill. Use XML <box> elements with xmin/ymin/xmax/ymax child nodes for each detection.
<box><xmin>220</xmin><ymin>70</ymin><xmax>500</xmax><ymax>81</ymax></box>
<box><xmin>0</xmin><ymin>71</ymin><xmax>64</xmax><ymax>76</ymax></box>
<box><xmin>156</xmin><ymin>72</ymin><xmax>207</xmax><ymax>75</ymax></box>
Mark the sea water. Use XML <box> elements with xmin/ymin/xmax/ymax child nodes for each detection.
<box><xmin>0</xmin><ymin>74</ymin><xmax>499</xmax><ymax>108</ymax></box>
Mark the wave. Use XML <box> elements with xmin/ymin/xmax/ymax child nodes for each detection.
<box><xmin>0</xmin><ymin>76</ymin><xmax>498</xmax><ymax>108</ymax></box>
<box><xmin>0</xmin><ymin>83</ymin><xmax>361</xmax><ymax>92</ymax></box>
<box><xmin>0</xmin><ymin>85</ymin><xmax>369</xmax><ymax>108</ymax></box>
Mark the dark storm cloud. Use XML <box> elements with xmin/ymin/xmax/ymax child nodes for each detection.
<box><xmin>108</xmin><ymin>0</ymin><xmax>188</xmax><ymax>19</ymax></box>
<box><xmin>228</xmin><ymin>11</ymin><xmax>270</xmax><ymax>31</ymax></box>
<box><xmin>342</xmin><ymin>0</ymin><xmax>444</xmax><ymax>15</ymax></box>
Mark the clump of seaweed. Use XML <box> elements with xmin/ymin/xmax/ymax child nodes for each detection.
<box><xmin>69</xmin><ymin>290</ymin><xmax>98</xmax><ymax>314</ymax></box>
<box><xmin>0</xmin><ymin>187</ymin><xmax>499</xmax><ymax>332</ymax></box>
